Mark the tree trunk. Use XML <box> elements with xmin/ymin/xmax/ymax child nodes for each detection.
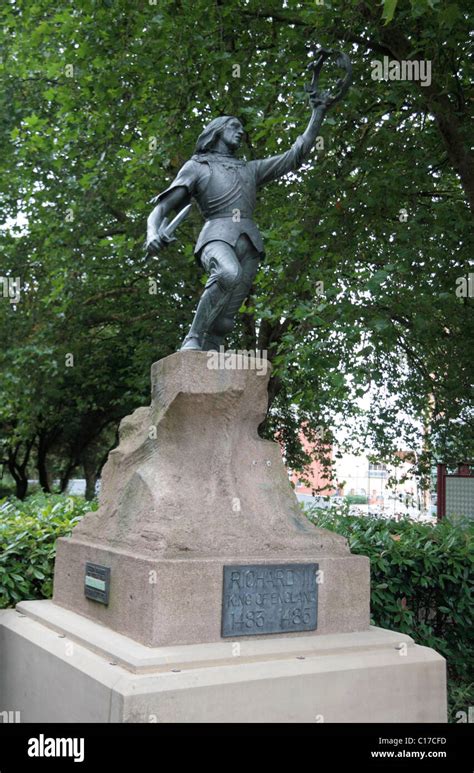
<box><xmin>83</xmin><ymin>455</ymin><xmax>97</xmax><ymax>501</ymax></box>
<box><xmin>10</xmin><ymin>470</ymin><xmax>28</xmax><ymax>500</ymax></box>
<box><xmin>59</xmin><ymin>460</ymin><xmax>76</xmax><ymax>493</ymax></box>
<box><xmin>37</xmin><ymin>434</ymin><xmax>51</xmax><ymax>493</ymax></box>
<box><xmin>376</xmin><ymin>26</ymin><xmax>474</xmax><ymax>213</ymax></box>
<box><xmin>7</xmin><ymin>440</ymin><xmax>34</xmax><ymax>500</ymax></box>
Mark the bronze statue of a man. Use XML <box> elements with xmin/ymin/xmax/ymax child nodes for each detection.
<box><xmin>146</xmin><ymin>51</ymin><xmax>351</xmax><ymax>351</ymax></box>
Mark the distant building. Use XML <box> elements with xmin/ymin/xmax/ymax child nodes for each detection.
<box><xmin>284</xmin><ymin>434</ymin><xmax>430</xmax><ymax>516</ymax></box>
<box><xmin>333</xmin><ymin>451</ymin><xmax>420</xmax><ymax>508</ymax></box>
<box><xmin>286</xmin><ymin>432</ymin><xmax>335</xmax><ymax>496</ymax></box>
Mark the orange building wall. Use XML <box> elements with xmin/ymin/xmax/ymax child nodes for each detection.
<box><xmin>285</xmin><ymin>433</ymin><xmax>336</xmax><ymax>496</ymax></box>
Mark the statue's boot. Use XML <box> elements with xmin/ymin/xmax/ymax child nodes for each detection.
<box><xmin>201</xmin><ymin>332</ymin><xmax>224</xmax><ymax>352</ymax></box>
<box><xmin>180</xmin><ymin>282</ymin><xmax>232</xmax><ymax>351</ymax></box>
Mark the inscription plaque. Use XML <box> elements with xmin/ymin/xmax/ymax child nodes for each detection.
<box><xmin>222</xmin><ymin>563</ymin><xmax>318</xmax><ymax>637</ymax></box>
<box><xmin>84</xmin><ymin>562</ymin><xmax>110</xmax><ymax>605</ymax></box>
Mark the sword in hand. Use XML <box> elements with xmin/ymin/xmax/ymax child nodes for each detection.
<box><xmin>145</xmin><ymin>203</ymin><xmax>192</xmax><ymax>257</ymax></box>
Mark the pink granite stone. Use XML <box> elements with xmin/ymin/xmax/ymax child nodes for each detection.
<box><xmin>53</xmin><ymin>352</ymin><xmax>370</xmax><ymax>645</ymax></box>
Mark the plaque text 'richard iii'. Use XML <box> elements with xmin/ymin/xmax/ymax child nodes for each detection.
<box><xmin>221</xmin><ymin>563</ymin><xmax>318</xmax><ymax>637</ymax></box>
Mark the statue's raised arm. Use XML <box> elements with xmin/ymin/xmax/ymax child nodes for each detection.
<box><xmin>251</xmin><ymin>48</ymin><xmax>353</xmax><ymax>188</ymax></box>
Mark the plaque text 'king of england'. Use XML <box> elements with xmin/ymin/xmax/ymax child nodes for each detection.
<box><xmin>221</xmin><ymin>563</ymin><xmax>318</xmax><ymax>637</ymax></box>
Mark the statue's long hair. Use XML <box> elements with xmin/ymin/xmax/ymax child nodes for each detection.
<box><xmin>194</xmin><ymin>116</ymin><xmax>236</xmax><ymax>153</ymax></box>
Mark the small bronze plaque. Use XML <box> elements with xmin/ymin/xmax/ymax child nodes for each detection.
<box><xmin>84</xmin><ymin>562</ymin><xmax>110</xmax><ymax>605</ymax></box>
<box><xmin>222</xmin><ymin>563</ymin><xmax>318</xmax><ymax>637</ymax></box>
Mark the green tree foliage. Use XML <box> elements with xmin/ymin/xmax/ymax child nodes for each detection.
<box><xmin>0</xmin><ymin>0</ymin><xmax>472</xmax><ymax>494</ymax></box>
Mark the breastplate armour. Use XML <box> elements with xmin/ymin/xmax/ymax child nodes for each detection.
<box><xmin>196</xmin><ymin>158</ymin><xmax>257</xmax><ymax>220</ymax></box>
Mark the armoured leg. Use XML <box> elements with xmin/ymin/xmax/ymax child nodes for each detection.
<box><xmin>181</xmin><ymin>241</ymin><xmax>243</xmax><ymax>351</ymax></box>
<box><xmin>202</xmin><ymin>235</ymin><xmax>260</xmax><ymax>351</ymax></box>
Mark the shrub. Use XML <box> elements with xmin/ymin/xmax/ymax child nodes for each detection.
<box><xmin>344</xmin><ymin>494</ymin><xmax>368</xmax><ymax>505</ymax></box>
<box><xmin>308</xmin><ymin>503</ymin><xmax>473</xmax><ymax>722</ymax></box>
<box><xmin>0</xmin><ymin>493</ymin><xmax>96</xmax><ymax>608</ymax></box>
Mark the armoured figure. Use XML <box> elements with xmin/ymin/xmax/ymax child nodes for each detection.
<box><xmin>146</xmin><ymin>50</ymin><xmax>351</xmax><ymax>351</ymax></box>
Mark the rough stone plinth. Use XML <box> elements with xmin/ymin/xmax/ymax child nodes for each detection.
<box><xmin>67</xmin><ymin>352</ymin><xmax>348</xmax><ymax>557</ymax></box>
<box><xmin>53</xmin><ymin>352</ymin><xmax>370</xmax><ymax>645</ymax></box>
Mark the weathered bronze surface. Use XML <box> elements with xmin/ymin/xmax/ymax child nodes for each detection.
<box><xmin>222</xmin><ymin>563</ymin><xmax>318</xmax><ymax>637</ymax></box>
<box><xmin>146</xmin><ymin>50</ymin><xmax>351</xmax><ymax>352</ymax></box>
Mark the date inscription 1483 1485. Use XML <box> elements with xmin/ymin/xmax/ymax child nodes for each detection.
<box><xmin>221</xmin><ymin>563</ymin><xmax>318</xmax><ymax>637</ymax></box>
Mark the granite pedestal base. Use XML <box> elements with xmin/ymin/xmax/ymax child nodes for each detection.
<box><xmin>0</xmin><ymin>602</ymin><xmax>447</xmax><ymax>723</ymax></box>
<box><xmin>53</xmin><ymin>542</ymin><xmax>370</xmax><ymax>646</ymax></box>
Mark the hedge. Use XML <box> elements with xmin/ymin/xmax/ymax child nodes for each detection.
<box><xmin>0</xmin><ymin>493</ymin><xmax>96</xmax><ymax>607</ymax></box>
